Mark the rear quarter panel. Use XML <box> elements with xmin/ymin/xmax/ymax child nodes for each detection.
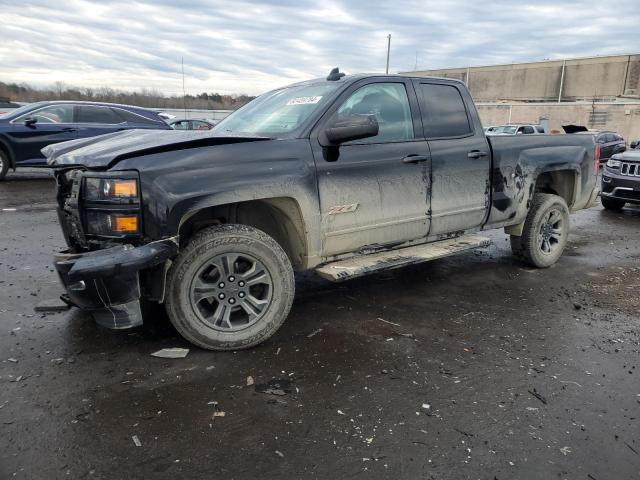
<box><xmin>485</xmin><ymin>134</ymin><xmax>597</xmax><ymax>228</ymax></box>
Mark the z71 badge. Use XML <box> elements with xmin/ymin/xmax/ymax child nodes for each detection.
<box><xmin>328</xmin><ymin>203</ymin><xmax>359</xmax><ymax>215</ymax></box>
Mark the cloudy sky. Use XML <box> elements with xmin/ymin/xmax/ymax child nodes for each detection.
<box><xmin>1</xmin><ymin>0</ymin><xmax>638</xmax><ymax>96</ymax></box>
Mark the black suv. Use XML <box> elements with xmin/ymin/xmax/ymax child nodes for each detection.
<box><xmin>601</xmin><ymin>141</ymin><xmax>640</xmax><ymax>210</ymax></box>
<box><xmin>0</xmin><ymin>101</ymin><xmax>170</xmax><ymax>180</ymax></box>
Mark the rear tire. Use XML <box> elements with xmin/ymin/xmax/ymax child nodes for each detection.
<box><xmin>601</xmin><ymin>196</ymin><xmax>625</xmax><ymax>211</ymax></box>
<box><xmin>0</xmin><ymin>150</ymin><xmax>9</xmax><ymax>181</ymax></box>
<box><xmin>510</xmin><ymin>193</ymin><xmax>570</xmax><ymax>268</ymax></box>
<box><xmin>165</xmin><ymin>224</ymin><xmax>295</xmax><ymax>350</ymax></box>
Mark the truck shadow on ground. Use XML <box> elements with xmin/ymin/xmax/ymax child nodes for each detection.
<box><xmin>59</xmin><ymin>248</ymin><xmax>531</xmax><ymax>353</ymax></box>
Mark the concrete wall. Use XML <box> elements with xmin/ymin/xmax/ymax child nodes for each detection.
<box><xmin>477</xmin><ymin>102</ymin><xmax>640</xmax><ymax>141</ymax></box>
<box><xmin>404</xmin><ymin>54</ymin><xmax>640</xmax><ymax>102</ymax></box>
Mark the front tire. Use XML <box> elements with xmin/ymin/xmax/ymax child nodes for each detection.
<box><xmin>601</xmin><ymin>196</ymin><xmax>625</xmax><ymax>211</ymax></box>
<box><xmin>0</xmin><ymin>150</ymin><xmax>9</xmax><ymax>181</ymax></box>
<box><xmin>165</xmin><ymin>224</ymin><xmax>295</xmax><ymax>350</ymax></box>
<box><xmin>510</xmin><ymin>193</ymin><xmax>570</xmax><ymax>268</ymax></box>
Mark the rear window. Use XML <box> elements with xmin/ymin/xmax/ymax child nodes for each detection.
<box><xmin>76</xmin><ymin>106</ymin><xmax>122</xmax><ymax>124</ymax></box>
<box><xmin>115</xmin><ymin>108</ymin><xmax>162</xmax><ymax>125</ymax></box>
<box><xmin>418</xmin><ymin>83</ymin><xmax>471</xmax><ymax>138</ymax></box>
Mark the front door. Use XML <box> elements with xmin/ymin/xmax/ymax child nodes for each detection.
<box><xmin>74</xmin><ymin>104</ymin><xmax>126</xmax><ymax>140</ymax></box>
<box><xmin>8</xmin><ymin>104</ymin><xmax>77</xmax><ymax>164</ymax></box>
<box><xmin>413</xmin><ymin>80</ymin><xmax>491</xmax><ymax>235</ymax></box>
<box><xmin>311</xmin><ymin>80</ymin><xmax>431</xmax><ymax>257</ymax></box>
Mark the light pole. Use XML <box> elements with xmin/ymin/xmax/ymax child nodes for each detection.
<box><xmin>385</xmin><ymin>34</ymin><xmax>391</xmax><ymax>74</ymax></box>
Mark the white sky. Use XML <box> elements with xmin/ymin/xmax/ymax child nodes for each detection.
<box><xmin>1</xmin><ymin>0</ymin><xmax>638</xmax><ymax>96</ymax></box>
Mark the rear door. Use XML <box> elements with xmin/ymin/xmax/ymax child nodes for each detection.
<box><xmin>413</xmin><ymin>80</ymin><xmax>491</xmax><ymax>235</ymax></box>
<box><xmin>310</xmin><ymin>79</ymin><xmax>431</xmax><ymax>257</ymax></box>
<box><xmin>74</xmin><ymin>105</ymin><xmax>126</xmax><ymax>139</ymax></box>
<box><xmin>7</xmin><ymin>104</ymin><xmax>77</xmax><ymax>164</ymax></box>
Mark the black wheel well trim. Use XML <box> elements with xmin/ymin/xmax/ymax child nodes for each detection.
<box><xmin>0</xmin><ymin>137</ymin><xmax>15</xmax><ymax>168</ymax></box>
<box><xmin>176</xmin><ymin>197</ymin><xmax>309</xmax><ymax>271</ymax></box>
<box><xmin>532</xmin><ymin>167</ymin><xmax>579</xmax><ymax>208</ymax></box>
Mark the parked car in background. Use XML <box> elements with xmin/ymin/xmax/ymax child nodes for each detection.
<box><xmin>0</xmin><ymin>101</ymin><xmax>171</xmax><ymax>179</ymax></box>
<box><xmin>485</xmin><ymin>124</ymin><xmax>545</xmax><ymax>135</ymax></box>
<box><xmin>563</xmin><ymin>125</ymin><xmax>626</xmax><ymax>163</ymax></box>
<box><xmin>0</xmin><ymin>98</ymin><xmax>21</xmax><ymax>117</ymax></box>
<box><xmin>157</xmin><ymin>112</ymin><xmax>176</xmax><ymax>122</ymax></box>
<box><xmin>601</xmin><ymin>148</ymin><xmax>640</xmax><ymax>210</ymax></box>
<box><xmin>170</xmin><ymin>119</ymin><xmax>215</xmax><ymax>130</ymax></box>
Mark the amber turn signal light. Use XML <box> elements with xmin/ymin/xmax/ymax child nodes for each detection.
<box><xmin>111</xmin><ymin>215</ymin><xmax>138</xmax><ymax>233</ymax></box>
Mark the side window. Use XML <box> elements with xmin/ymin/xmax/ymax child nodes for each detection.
<box><xmin>115</xmin><ymin>108</ymin><xmax>161</xmax><ymax>125</ymax></box>
<box><xmin>76</xmin><ymin>106</ymin><xmax>122</xmax><ymax>124</ymax></box>
<box><xmin>172</xmin><ymin>121</ymin><xmax>190</xmax><ymax>130</ymax></box>
<box><xmin>418</xmin><ymin>83</ymin><xmax>472</xmax><ymax>138</ymax></box>
<box><xmin>522</xmin><ymin>126</ymin><xmax>535</xmax><ymax>134</ymax></box>
<box><xmin>331</xmin><ymin>83</ymin><xmax>414</xmax><ymax>143</ymax></box>
<box><xmin>19</xmin><ymin>105</ymin><xmax>73</xmax><ymax>124</ymax></box>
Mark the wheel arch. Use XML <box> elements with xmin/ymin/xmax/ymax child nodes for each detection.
<box><xmin>506</xmin><ymin>168</ymin><xmax>578</xmax><ymax>237</ymax></box>
<box><xmin>177</xmin><ymin>197</ymin><xmax>309</xmax><ymax>271</ymax></box>
<box><xmin>532</xmin><ymin>168</ymin><xmax>579</xmax><ymax>209</ymax></box>
<box><xmin>0</xmin><ymin>137</ymin><xmax>15</xmax><ymax>169</ymax></box>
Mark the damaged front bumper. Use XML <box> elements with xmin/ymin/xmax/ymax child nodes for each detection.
<box><xmin>54</xmin><ymin>238</ymin><xmax>178</xmax><ymax>329</ymax></box>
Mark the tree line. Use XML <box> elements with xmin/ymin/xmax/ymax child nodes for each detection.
<box><xmin>0</xmin><ymin>81</ymin><xmax>256</xmax><ymax>110</ymax></box>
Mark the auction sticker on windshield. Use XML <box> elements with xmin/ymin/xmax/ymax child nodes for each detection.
<box><xmin>286</xmin><ymin>96</ymin><xmax>322</xmax><ymax>105</ymax></box>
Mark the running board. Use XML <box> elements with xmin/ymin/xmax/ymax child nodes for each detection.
<box><xmin>316</xmin><ymin>234</ymin><xmax>491</xmax><ymax>282</ymax></box>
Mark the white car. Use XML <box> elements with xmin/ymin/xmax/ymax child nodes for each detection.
<box><xmin>486</xmin><ymin>124</ymin><xmax>545</xmax><ymax>135</ymax></box>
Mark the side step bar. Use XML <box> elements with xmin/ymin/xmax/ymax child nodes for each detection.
<box><xmin>316</xmin><ymin>234</ymin><xmax>491</xmax><ymax>282</ymax></box>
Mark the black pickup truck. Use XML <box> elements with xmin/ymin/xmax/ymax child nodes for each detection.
<box><xmin>44</xmin><ymin>69</ymin><xmax>600</xmax><ymax>350</ymax></box>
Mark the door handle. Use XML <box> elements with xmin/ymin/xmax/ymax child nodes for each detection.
<box><xmin>402</xmin><ymin>155</ymin><xmax>430</xmax><ymax>164</ymax></box>
<box><xmin>468</xmin><ymin>150</ymin><xmax>488</xmax><ymax>159</ymax></box>
<box><xmin>62</xmin><ymin>127</ymin><xmax>77</xmax><ymax>133</ymax></box>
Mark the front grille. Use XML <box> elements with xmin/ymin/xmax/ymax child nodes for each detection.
<box><xmin>620</xmin><ymin>162</ymin><xmax>640</xmax><ymax>177</ymax></box>
<box><xmin>54</xmin><ymin>169</ymin><xmax>87</xmax><ymax>247</ymax></box>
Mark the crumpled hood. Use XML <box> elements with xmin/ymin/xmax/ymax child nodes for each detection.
<box><xmin>43</xmin><ymin>129</ymin><xmax>269</xmax><ymax>168</ymax></box>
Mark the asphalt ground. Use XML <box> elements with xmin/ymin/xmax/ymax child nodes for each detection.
<box><xmin>1</xmin><ymin>169</ymin><xmax>639</xmax><ymax>479</ymax></box>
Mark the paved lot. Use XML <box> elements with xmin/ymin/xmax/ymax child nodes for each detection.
<box><xmin>1</xmin><ymin>169</ymin><xmax>639</xmax><ymax>479</ymax></box>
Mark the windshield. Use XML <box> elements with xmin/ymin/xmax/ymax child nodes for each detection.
<box><xmin>494</xmin><ymin>125</ymin><xmax>517</xmax><ymax>134</ymax></box>
<box><xmin>213</xmin><ymin>83</ymin><xmax>341</xmax><ymax>137</ymax></box>
<box><xmin>0</xmin><ymin>103</ymin><xmax>40</xmax><ymax>119</ymax></box>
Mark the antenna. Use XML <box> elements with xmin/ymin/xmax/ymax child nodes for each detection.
<box><xmin>181</xmin><ymin>57</ymin><xmax>187</xmax><ymax>119</ymax></box>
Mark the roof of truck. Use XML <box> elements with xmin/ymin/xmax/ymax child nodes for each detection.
<box><xmin>289</xmin><ymin>71</ymin><xmax>465</xmax><ymax>88</ymax></box>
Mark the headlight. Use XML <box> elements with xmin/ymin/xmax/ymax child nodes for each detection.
<box><xmin>86</xmin><ymin>211</ymin><xmax>140</xmax><ymax>236</ymax></box>
<box><xmin>84</xmin><ymin>177</ymin><xmax>138</xmax><ymax>201</ymax></box>
<box><xmin>82</xmin><ymin>174</ymin><xmax>141</xmax><ymax>237</ymax></box>
<box><xmin>606</xmin><ymin>158</ymin><xmax>621</xmax><ymax>168</ymax></box>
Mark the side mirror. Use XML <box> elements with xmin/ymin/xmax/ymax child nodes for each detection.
<box><xmin>23</xmin><ymin>117</ymin><xmax>37</xmax><ymax>127</ymax></box>
<box><xmin>631</xmin><ymin>141</ymin><xmax>638</xmax><ymax>149</ymax></box>
<box><xmin>322</xmin><ymin>114</ymin><xmax>379</xmax><ymax>146</ymax></box>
